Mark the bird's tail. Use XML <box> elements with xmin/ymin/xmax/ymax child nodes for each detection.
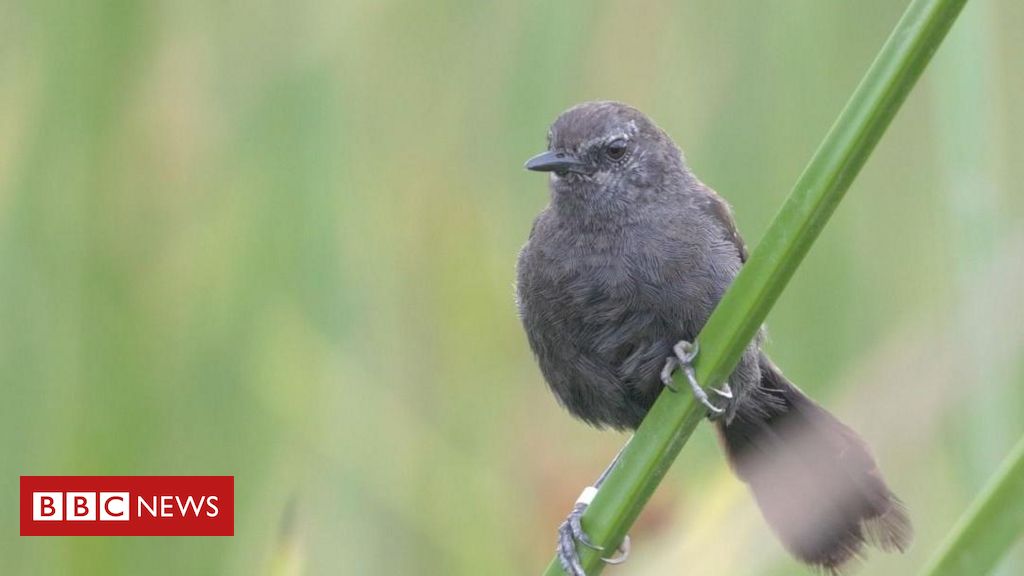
<box><xmin>717</xmin><ymin>355</ymin><xmax>912</xmax><ymax>573</ymax></box>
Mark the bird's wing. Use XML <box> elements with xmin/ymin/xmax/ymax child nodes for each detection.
<box><xmin>700</xmin><ymin>189</ymin><xmax>749</xmax><ymax>263</ymax></box>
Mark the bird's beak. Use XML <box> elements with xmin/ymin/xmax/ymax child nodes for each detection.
<box><xmin>524</xmin><ymin>150</ymin><xmax>585</xmax><ymax>173</ymax></box>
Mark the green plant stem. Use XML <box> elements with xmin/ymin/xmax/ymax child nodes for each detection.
<box><xmin>542</xmin><ymin>0</ymin><xmax>968</xmax><ymax>573</ymax></box>
<box><xmin>918</xmin><ymin>436</ymin><xmax>1024</xmax><ymax>576</ymax></box>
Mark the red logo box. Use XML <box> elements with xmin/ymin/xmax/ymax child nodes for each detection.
<box><xmin>20</xmin><ymin>476</ymin><xmax>234</xmax><ymax>536</ymax></box>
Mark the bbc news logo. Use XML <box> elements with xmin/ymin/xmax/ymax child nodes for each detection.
<box><xmin>20</xmin><ymin>476</ymin><xmax>233</xmax><ymax>536</ymax></box>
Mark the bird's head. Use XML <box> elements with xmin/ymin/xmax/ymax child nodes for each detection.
<box><xmin>524</xmin><ymin>101</ymin><xmax>686</xmax><ymax>203</ymax></box>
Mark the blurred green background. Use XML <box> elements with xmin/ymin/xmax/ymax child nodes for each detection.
<box><xmin>2</xmin><ymin>1</ymin><xmax>1022</xmax><ymax>574</ymax></box>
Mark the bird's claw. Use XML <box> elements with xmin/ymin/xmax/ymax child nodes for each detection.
<box><xmin>557</xmin><ymin>501</ymin><xmax>631</xmax><ymax>575</ymax></box>
<box><xmin>713</xmin><ymin>382</ymin><xmax>733</xmax><ymax>399</ymax></box>
<box><xmin>557</xmin><ymin>515</ymin><xmax>586</xmax><ymax>576</ymax></box>
<box><xmin>659</xmin><ymin>356</ymin><xmax>679</xmax><ymax>392</ymax></box>
<box><xmin>663</xmin><ymin>340</ymin><xmax>731</xmax><ymax>419</ymax></box>
<box><xmin>569</xmin><ymin>503</ymin><xmax>603</xmax><ymax>551</ymax></box>
<box><xmin>602</xmin><ymin>534</ymin><xmax>630</xmax><ymax>565</ymax></box>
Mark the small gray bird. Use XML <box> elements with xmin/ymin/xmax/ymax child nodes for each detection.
<box><xmin>516</xmin><ymin>101</ymin><xmax>911</xmax><ymax>575</ymax></box>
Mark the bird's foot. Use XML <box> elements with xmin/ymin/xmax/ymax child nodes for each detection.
<box><xmin>661</xmin><ymin>340</ymin><xmax>732</xmax><ymax>420</ymax></box>
<box><xmin>557</xmin><ymin>489</ymin><xmax>631</xmax><ymax>575</ymax></box>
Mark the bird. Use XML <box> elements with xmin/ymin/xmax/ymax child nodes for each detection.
<box><xmin>516</xmin><ymin>101</ymin><xmax>911</xmax><ymax>575</ymax></box>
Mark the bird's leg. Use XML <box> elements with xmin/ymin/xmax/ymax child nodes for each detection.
<box><xmin>661</xmin><ymin>340</ymin><xmax>733</xmax><ymax>419</ymax></box>
<box><xmin>557</xmin><ymin>440</ymin><xmax>633</xmax><ymax>576</ymax></box>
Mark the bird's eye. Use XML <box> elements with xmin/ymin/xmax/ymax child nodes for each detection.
<box><xmin>605</xmin><ymin>139</ymin><xmax>627</xmax><ymax>160</ymax></box>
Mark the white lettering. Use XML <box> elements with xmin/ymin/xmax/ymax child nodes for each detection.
<box><xmin>137</xmin><ymin>496</ymin><xmax>158</xmax><ymax>517</ymax></box>
<box><xmin>205</xmin><ymin>496</ymin><xmax>219</xmax><ymax>518</ymax></box>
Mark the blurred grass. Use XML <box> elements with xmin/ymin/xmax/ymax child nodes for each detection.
<box><xmin>920</xmin><ymin>436</ymin><xmax>1024</xmax><ymax>576</ymax></box>
<box><xmin>1</xmin><ymin>1</ymin><xmax>1021</xmax><ymax>575</ymax></box>
<box><xmin>932</xmin><ymin>2</ymin><xmax>1022</xmax><ymax>573</ymax></box>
